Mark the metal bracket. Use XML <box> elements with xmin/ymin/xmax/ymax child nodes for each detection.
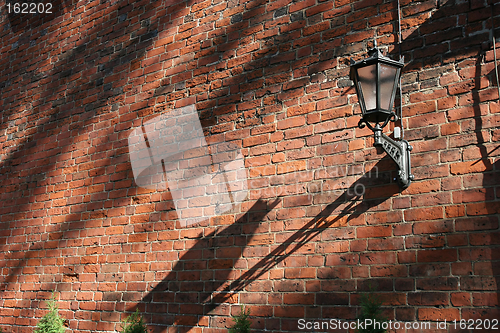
<box><xmin>372</xmin><ymin>126</ymin><xmax>414</xmax><ymax>189</ymax></box>
<box><xmin>358</xmin><ymin>112</ymin><xmax>398</xmax><ymax>132</ymax></box>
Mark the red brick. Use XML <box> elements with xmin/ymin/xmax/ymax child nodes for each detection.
<box><xmin>277</xmin><ymin>161</ymin><xmax>307</xmax><ymax>174</ymax></box>
<box><xmin>357</xmin><ymin>226</ymin><xmax>392</xmax><ymax>238</ymax></box>
<box><xmin>418</xmin><ymin>308</ymin><xmax>460</xmax><ymax>321</ymax></box>
<box><xmin>2</xmin><ymin>1</ymin><xmax>499</xmax><ymax>330</ymax></box>
<box><xmin>368</xmin><ymin>238</ymin><xmax>404</xmax><ymax>251</ymax></box>
<box><xmin>409</xmin><ymin>292</ymin><xmax>449</xmax><ymax>306</ymax></box>
<box><xmin>450</xmin><ymin>159</ymin><xmax>493</xmax><ymax>175</ymax></box>
<box><xmin>406</xmin><ymin>235</ymin><xmax>445</xmax><ymax>249</ymax></box>
<box><xmin>470</xmin><ymin>231</ymin><xmax>500</xmax><ymax>245</ymax></box>
<box><xmin>460</xmin><ymin>277</ymin><xmax>498</xmax><ymax>291</ymax></box>
<box><xmin>277</xmin><ymin>116</ymin><xmax>306</xmax><ymax>130</ymax></box>
<box><xmin>404</xmin><ymin>207</ymin><xmax>443</xmax><ymax>221</ymax></box>
<box><xmin>242</xmin><ymin>134</ymin><xmax>269</xmax><ymax>147</ymax></box>
<box><xmin>408</xmin><ymin>111</ymin><xmax>446</xmax><ymax>128</ymax></box>
<box><xmin>359</xmin><ymin>252</ymin><xmax>396</xmax><ymax>264</ymax></box>
<box><xmin>287</xmin><ymin>103</ymin><xmax>315</xmax><ymax>116</ymax></box>
<box><xmin>417</xmin><ymin>249</ymin><xmax>457</xmax><ymax>263</ymax></box>
<box><xmin>413</xmin><ymin>220</ymin><xmax>453</xmax><ymax>234</ymax></box>
<box><xmin>283</xmin><ymin>125</ymin><xmax>313</xmax><ymax>139</ymax></box>
<box><xmin>445</xmin><ymin>205</ymin><xmax>465</xmax><ymax>218</ymax></box>
<box><xmin>451</xmin><ymin>292</ymin><xmax>471</xmax><ymax>306</ymax></box>
<box><xmin>370</xmin><ymin>265</ymin><xmax>407</xmax><ymax>277</ymax></box>
<box><xmin>403</xmin><ymin>101</ymin><xmax>436</xmax><ymax>116</ymax></box>
<box><xmin>440</xmin><ymin>122</ymin><xmax>460</xmax><ymax>135</ymax></box>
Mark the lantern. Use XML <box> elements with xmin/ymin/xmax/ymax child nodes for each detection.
<box><xmin>350</xmin><ymin>46</ymin><xmax>404</xmax><ymax>129</ymax></box>
<box><xmin>350</xmin><ymin>45</ymin><xmax>413</xmax><ymax>189</ymax></box>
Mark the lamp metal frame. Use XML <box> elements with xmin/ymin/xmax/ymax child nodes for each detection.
<box><xmin>350</xmin><ymin>46</ymin><xmax>414</xmax><ymax>189</ymax></box>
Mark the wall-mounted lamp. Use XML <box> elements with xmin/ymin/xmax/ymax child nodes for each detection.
<box><xmin>350</xmin><ymin>45</ymin><xmax>414</xmax><ymax>189</ymax></box>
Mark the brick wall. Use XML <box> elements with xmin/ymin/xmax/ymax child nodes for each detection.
<box><xmin>0</xmin><ymin>0</ymin><xmax>499</xmax><ymax>332</ymax></box>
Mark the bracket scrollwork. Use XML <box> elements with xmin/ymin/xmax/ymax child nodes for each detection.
<box><xmin>371</xmin><ymin>124</ymin><xmax>414</xmax><ymax>189</ymax></box>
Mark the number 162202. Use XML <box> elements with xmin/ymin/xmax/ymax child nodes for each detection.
<box><xmin>6</xmin><ymin>3</ymin><xmax>53</xmax><ymax>14</ymax></box>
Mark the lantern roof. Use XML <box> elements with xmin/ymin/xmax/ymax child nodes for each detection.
<box><xmin>349</xmin><ymin>45</ymin><xmax>405</xmax><ymax>72</ymax></box>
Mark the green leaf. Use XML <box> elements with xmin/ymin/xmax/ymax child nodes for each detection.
<box><xmin>119</xmin><ymin>309</ymin><xmax>148</xmax><ymax>333</ymax></box>
<box><xmin>34</xmin><ymin>292</ymin><xmax>66</xmax><ymax>333</ymax></box>
<box><xmin>355</xmin><ymin>293</ymin><xmax>388</xmax><ymax>333</ymax></box>
<box><xmin>228</xmin><ymin>305</ymin><xmax>251</xmax><ymax>333</ymax></box>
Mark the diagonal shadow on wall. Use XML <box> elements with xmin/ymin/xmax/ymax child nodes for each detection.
<box><xmin>138</xmin><ymin>1</ymin><xmax>500</xmax><ymax>329</ymax></box>
<box><xmin>385</xmin><ymin>0</ymin><xmax>500</xmax><ymax>326</ymax></box>
<box><xmin>137</xmin><ymin>161</ymin><xmax>398</xmax><ymax>331</ymax></box>
<box><xmin>0</xmin><ymin>0</ymin><xmax>363</xmax><ymax>301</ymax></box>
<box><xmin>0</xmin><ymin>0</ymin><xmax>196</xmax><ymax>322</ymax></box>
<box><xmin>0</xmin><ymin>0</ymin><xmax>366</xmax><ymax>325</ymax></box>
<box><xmin>471</xmin><ymin>51</ymin><xmax>500</xmax><ymax>322</ymax></box>
<box><xmin>0</xmin><ymin>0</ymin><xmax>498</xmax><ymax>330</ymax></box>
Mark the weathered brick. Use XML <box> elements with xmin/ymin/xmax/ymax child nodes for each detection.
<box><xmin>1</xmin><ymin>0</ymin><xmax>498</xmax><ymax>331</ymax></box>
<box><xmin>450</xmin><ymin>159</ymin><xmax>493</xmax><ymax>175</ymax></box>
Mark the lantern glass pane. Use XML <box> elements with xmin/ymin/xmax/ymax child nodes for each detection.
<box><xmin>357</xmin><ymin>64</ymin><xmax>377</xmax><ymax>111</ymax></box>
<box><xmin>379</xmin><ymin>64</ymin><xmax>398</xmax><ymax>110</ymax></box>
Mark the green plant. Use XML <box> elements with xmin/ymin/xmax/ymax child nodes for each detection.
<box><xmin>34</xmin><ymin>292</ymin><xmax>66</xmax><ymax>333</ymax></box>
<box><xmin>356</xmin><ymin>293</ymin><xmax>388</xmax><ymax>333</ymax></box>
<box><xmin>229</xmin><ymin>305</ymin><xmax>251</xmax><ymax>333</ymax></box>
<box><xmin>120</xmin><ymin>309</ymin><xmax>148</xmax><ymax>333</ymax></box>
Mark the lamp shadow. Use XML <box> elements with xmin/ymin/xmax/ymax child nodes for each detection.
<box><xmin>134</xmin><ymin>161</ymin><xmax>398</xmax><ymax>332</ymax></box>
<box><xmin>0</xmin><ymin>0</ymin><xmax>498</xmax><ymax>331</ymax></box>
<box><xmin>387</xmin><ymin>0</ymin><xmax>500</xmax><ymax>326</ymax></box>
